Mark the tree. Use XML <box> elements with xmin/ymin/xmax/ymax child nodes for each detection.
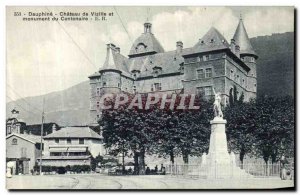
<box><xmin>99</xmin><ymin>93</ymin><xmax>213</xmax><ymax>174</ymax></box>
<box><xmin>254</xmin><ymin>96</ymin><xmax>294</xmax><ymax>167</ymax></box>
<box><xmin>90</xmin><ymin>154</ymin><xmax>104</xmax><ymax>171</ymax></box>
<box><xmin>225</xmin><ymin>100</ymin><xmax>257</xmax><ymax>168</ymax></box>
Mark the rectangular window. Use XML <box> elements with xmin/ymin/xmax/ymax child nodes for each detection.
<box><xmin>197</xmin><ymin>69</ymin><xmax>204</xmax><ymax>79</ymax></box>
<box><xmin>55</xmin><ymin>139</ymin><xmax>59</xmax><ymax>144</ymax></box>
<box><xmin>204</xmin><ymin>86</ymin><xmax>212</xmax><ymax>96</ymax></box>
<box><xmin>67</xmin><ymin>138</ymin><xmax>71</xmax><ymax>144</ymax></box>
<box><xmin>205</xmin><ymin>68</ymin><xmax>212</xmax><ymax>78</ymax></box>
<box><xmin>79</xmin><ymin>138</ymin><xmax>84</xmax><ymax>145</ymax></box>
<box><xmin>196</xmin><ymin>87</ymin><xmax>212</xmax><ymax>96</ymax></box>
<box><xmin>197</xmin><ymin>56</ymin><xmax>202</xmax><ymax>62</ymax></box>
<box><xmin>203</xmin><ymin>55</ymin><xmax>210</xmax><ymax>61</ymax></box>
<box><xmin>154</xmin><ymin>83</ymin><xmax>162</xmax><ymax>91</ymax></box>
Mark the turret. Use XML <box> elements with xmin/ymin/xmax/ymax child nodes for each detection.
<box><xmin>233</xmin><ymin>17</ymin><xmax>258</xmax><ymax>97</ymax></box>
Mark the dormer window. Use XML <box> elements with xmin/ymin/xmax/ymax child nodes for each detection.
<box><xmin>136</xmin><ymin>43</ymin><xmax>147</xmax><ymax>53</ymax></box>
<box><xmin>131</xmin><ymin>70</ymin><xmax>140</xmax><ymax>80</ymax></box>
<box><xmin>152</xmin><ymin>66</ymin><xmax>162</xmax><ymax>77</ymax></box>
<box><xmin>210</xmin><ymin>39</ymin><xmax>214</xmax><ymax>43</ymax></box>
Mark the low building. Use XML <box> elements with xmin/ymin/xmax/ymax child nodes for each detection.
<box><xmin>6</xmin><ymin>109</ymin><xmax>42</xmax><ymax>175</ymax></box>
<box><xmin>41</xmin><ymin>126</ymin><xmax>105</xmax><ymax>167</ymax></box>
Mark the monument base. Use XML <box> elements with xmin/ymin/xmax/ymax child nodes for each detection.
<box><xmin>201</xmin><ymin>117</ymin><xmax>252</xmax><ymax>179</ymax></box>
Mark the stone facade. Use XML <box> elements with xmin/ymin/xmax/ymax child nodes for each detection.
<box><xmin>88</xmin><ymin>18</ymin><xmax>258</xmax><ymax>125</ymax></box>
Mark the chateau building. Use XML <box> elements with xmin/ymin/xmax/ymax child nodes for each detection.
<box><xmin>88</xmin><ymin>18</ymin><xmax>258</xmax><ymax>125</ymax></box>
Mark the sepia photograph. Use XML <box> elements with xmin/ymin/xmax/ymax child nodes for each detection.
<box><xmin>5</xmin><ymin>6</ymin><xmax>295</xmax><ymax>190</ymax></box>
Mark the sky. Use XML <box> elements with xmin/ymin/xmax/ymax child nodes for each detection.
<box><xmin>6</xmin><ymin>6</ymin><xmax>294</xmax><ymax>101</ymax></box>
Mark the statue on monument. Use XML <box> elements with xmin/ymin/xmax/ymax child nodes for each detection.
<box><xmin>212</xmin><ymin>87</ymin><xmax>223</xmax><ymax>118</ymax></box>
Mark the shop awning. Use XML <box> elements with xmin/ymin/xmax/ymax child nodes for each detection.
<box><xmin>49</xmin><ymin>147</ymin><xmax>87</xmax><ymax>153</ymax></box>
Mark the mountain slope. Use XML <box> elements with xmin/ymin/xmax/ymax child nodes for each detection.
<box><xmin>6</xmin><ymin>81</ymin><xmax>90</xmax><ymax>126</ymax></box>
<box><xmin>251</xmin><ymin>32</ymin><xmax>294</xmax><ymax>97</ymax></box>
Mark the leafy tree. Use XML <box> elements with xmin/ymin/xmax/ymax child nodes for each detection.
<box><xmin>90</xmin><ymin>154</ymin><xmax>104</xmax><ymax>171</ymax></box>
<box><xmin>100</xmin><ymin>93</ymin><xmax>213</xmax><ymax>174</ymax></box>
<box><xmin>254</xmin><ymin>96</ymin><xmax>294</xmax><ymax>166</ymax></box>
<box><xmin>225</xmin><ymin>100</ymin><xmax>257</xmax><ymax>168</ymax></box>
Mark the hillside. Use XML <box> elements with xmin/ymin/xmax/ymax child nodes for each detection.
<box><xmin>251</xmin><ymin>32</ymin><xmax>294</xmax><ymax>97</ymax></box>
<box><xmin>6</xmin><ymin>32</ymin><xmax>295</xmax><ymax>126</ymax></box>
<box><xmin>6</xmin><ymin>81</ymin><xmax>90</xmax><ymax>126</ymax></box>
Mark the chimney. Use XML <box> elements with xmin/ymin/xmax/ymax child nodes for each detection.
<box><xmin>230</xmin><ymin>39</ymin><xmax>236</xmax><ymax>53</ymax></box>
<box><xmin>115</xmin><ymin>47</ymin><xmax>120</xmax><ymax>53</ymax></box>
<box><xmin>176</xmin><ymin>41</ymin><xmax>183</xmax><ymax>52</ymax></box>
<box><xmin>144</xmin><ymin>22</ymin><xmax>152</xmax><ymax>33</ymax></box>
<box><xmin>107</xmin><ymin>43</ymin><xmax>116</xmax><ymax>50</ymax></box>
<box><xmin>52</xmin><ymin>124</ymin><xmax>57</xmax><ymax>132</ymax></box>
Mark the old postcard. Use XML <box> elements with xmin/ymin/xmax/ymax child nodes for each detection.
<box><xmin>6</xmin><ymin>6</ymin><xmax>295</xmax><ymax>190</ymax></box>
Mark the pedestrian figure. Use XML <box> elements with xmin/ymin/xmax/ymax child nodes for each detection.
<box><xmin>145</xmin><ymin>167</ymin><xmax>150</xmax><ymax>175</ymax></box>
<box><xmin>280</xmin><ymin>155</ymin><xmax>289</xmax><ymax>180</ymax></box>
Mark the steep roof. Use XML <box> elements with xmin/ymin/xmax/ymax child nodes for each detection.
<box><xmin>190</xmin><ymin>27</ymin><xmax>230</xmax><ymax>54</ymax></box>
<box><xmin>233</xmin><ymin>18</ymin><xmax>257</xmax><ymax>57</ymax></box>
<box><xmin>128</xmin><ymin>23</ymin><xmax>165</xmax><ymax>57</ymax></box>
<box><xmin>44</xmin><ymin>126</ymin><xmax>102</xmax><ymax>139</ymax></box>
<box><xmin>100</xmin><ymin>44</ymin><xmax>129</xmax><ymax>73</ymax></box>
<box><xmin>128</xmin><ymin>49</ymin><xmax>187</xmax><ymax>77</ymax></box>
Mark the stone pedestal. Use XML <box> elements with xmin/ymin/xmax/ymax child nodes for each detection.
<box><xmin>201</xmin><ymin>117</ymin><xmax>252</xmax><ymax>179</ymax></box>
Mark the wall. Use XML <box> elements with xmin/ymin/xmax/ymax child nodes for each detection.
<box><xmin>6</xmin><ymin>135</ymin><xmax>38</xmax><ymax>173</ymax></box>
<box><xmin>183</xmin><ymin>52</ymin><xmax>226</xmax><ymax>95</ymax></box>
<box><xmin>134</xmin><ymin>74</ymin><xmax>183</xmax><ymax>93</ymax></box>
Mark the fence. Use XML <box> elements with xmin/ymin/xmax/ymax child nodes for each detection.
<box><xmin>165</xmin><ymin>162</ymin><xmax>294</xmax><ymax>179</ymax></box>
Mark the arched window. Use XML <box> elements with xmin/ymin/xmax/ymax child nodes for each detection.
<box><xmin>12</xmin><ymin>138</ymin><xmax>17</xmax><ymax>145</ymax></box>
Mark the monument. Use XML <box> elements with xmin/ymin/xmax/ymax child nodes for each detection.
<box><xmin>201</xmin><ymin>88</ymin><xmax>251</xmax><ymax>179</ymax></box>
